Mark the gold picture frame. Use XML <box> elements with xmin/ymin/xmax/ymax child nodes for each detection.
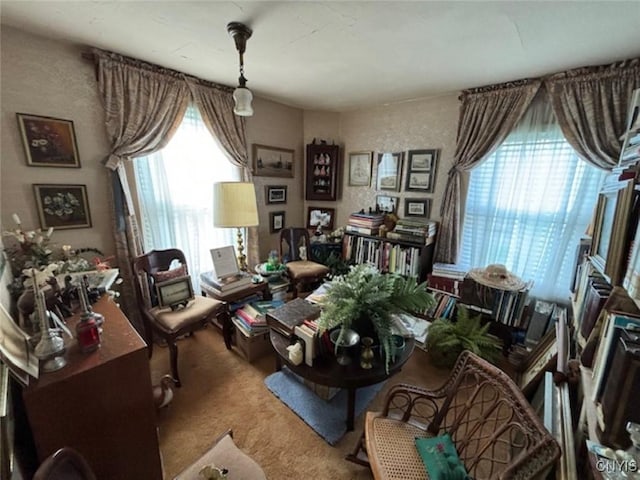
<box><xmin>33</xmin><ymin>184</ymin><xmax>92</xmax><ymax>230</ymax></box>
<box><xmin>17</xmin><ymin>113</ymin><xmax>81</xmax><ymax>168</ymax></box>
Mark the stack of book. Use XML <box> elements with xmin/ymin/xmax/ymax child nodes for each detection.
<box><xmin>345</xmin><ymin>212</ymin><xmax>385</xmax><ymax>236</ymax></box>
<box><xmin>427</xmin><ymin>263</ymin><xmax>467</xmax><ymax>297</ymax></box>
<box><xmin>387</xmin><ymin>218</ymin><xmax>437</xmax><ymax>245</ymax></box>
<box><xmin>200</xmin><ymin>271</ymin><xmax>253</xmax><ymax>296</ymax></box>
<box><xmin>233</xmin><ymin>299</ymin><xmax>285</xmax><ymax>337</ymax></box>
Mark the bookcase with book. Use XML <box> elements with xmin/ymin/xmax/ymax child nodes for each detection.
<box><xmin>342</xmin><ymin>218</ymin><xmax>436</xmax><ymax>282</ymax></box>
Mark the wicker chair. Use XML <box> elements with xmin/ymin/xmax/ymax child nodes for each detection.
<box><xmin>364</xmin><ymin>351</ymin><xmax>561</xmax><ymax>480</ymax></box>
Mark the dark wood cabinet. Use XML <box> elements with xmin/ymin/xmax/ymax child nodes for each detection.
<box><xmin>22</xmin><ymin>296</ymin><xmax>163</xmax><ymax>479</ymax></box>
<box><xmin>306</xmin><ymin>143</ymin><xmax>340</xmax><ymax>201</ymax></box>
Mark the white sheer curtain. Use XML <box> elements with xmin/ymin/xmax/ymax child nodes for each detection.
<box><xmin>133</xmin><ymin>105</ymin><xmax>240</xmax><ymax>292</ymax></box>
<box><xmin>460</xmin><ymin>96</ymin><xmax>606</xmax><ymax>303</ymax></box>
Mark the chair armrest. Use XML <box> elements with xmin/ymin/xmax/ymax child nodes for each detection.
<box><xmin>381</xmin><ymin>383</ymin><xmax>449</xmax><ymax>432</ymax></box>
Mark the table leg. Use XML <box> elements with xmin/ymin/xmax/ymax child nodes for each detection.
<box><xmin>275</xmin><ymin>353</ymin><xmax>282</xmax><ymax>372</ymax></box>
<box><xmin>347</xmin><ymin>388</ymin><xmax>356</xmax><ymax>431</ymax></box>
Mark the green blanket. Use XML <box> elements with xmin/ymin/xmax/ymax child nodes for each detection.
<box><xmin>414</xmin><ymin>434</ymin><xmax>469</xmax><ymax>480</ymax></box>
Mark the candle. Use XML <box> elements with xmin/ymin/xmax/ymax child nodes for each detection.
<box><xmin>12</xmin><ymin>213</ymin><xmax>21</xmax><ymax>225</ymax></box>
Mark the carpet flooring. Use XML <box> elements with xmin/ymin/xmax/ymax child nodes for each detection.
<box><xmin>264</xmin><ymin>367</ymin><xmax>386</xmax><ymax>445</ymax></box>
<box><xmin>149</xmin><ymin>325</ymin><xmax>454</xmax><ymax>479</ymax></box>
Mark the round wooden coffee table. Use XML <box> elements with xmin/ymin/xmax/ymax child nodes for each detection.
<box><xmin>269</xmin><ymin>330</ymin><xmax>414</xmax><ymax>431</ymax></box>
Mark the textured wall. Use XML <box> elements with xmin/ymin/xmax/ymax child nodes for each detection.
<box><xmin>1</xmin><ymin>26</ymin><xmax>115</xmax><ymax>258</ymax></box>
<box><xmin>304</xmin><ymin>94</ymin><xmax>460</xmax><ymax>230</ymax></box>
<box><xmin>246</xmin><ymin>97</ymin><xmax>304</xmax><ymax>260</ymax></box>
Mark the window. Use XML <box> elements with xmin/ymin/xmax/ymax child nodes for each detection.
<box><xmin>460</xmin><ymin>97</ymin><xmax>605</xmax><ymax>303</ymax></box>
<box><xmin>133</xmin><ymin>106</ymin><xmax>240</xmax><ymax>292</ymax></box>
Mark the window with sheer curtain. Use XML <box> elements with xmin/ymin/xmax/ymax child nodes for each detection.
<box><xmin>133</xmin><ymin>105</ymin><xmax>240</xmax><ymax>292</ymax></box>
<box><xmin>459</xmin><ymin>97</ymin><xmax>606</xmax><ymax>303</ymax></box>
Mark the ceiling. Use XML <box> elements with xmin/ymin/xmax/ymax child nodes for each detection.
<box><xmin>2</xmin><ymin>1</ymin><xmax>640</xmax><ymax>111</ymax></box>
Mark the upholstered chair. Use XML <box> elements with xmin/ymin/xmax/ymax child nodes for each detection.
<box><xmin>132</xmin><ymin>248</ymin><xmax>228</xmax><ymax>387</ymax></box>
<box><xmin>279</xmin><ymin>228</ymin><xmax>329</xmax><ymax>297</ymax></box>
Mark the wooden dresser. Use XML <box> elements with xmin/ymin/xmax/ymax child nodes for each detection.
<box><xmin>22</xmin><ymin>295</ymin><xmax>163</xmax><ymax>479</ymax></box>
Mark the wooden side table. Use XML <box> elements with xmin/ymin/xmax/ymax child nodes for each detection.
<box><xmin>201</xmin><ymin>281</ymin><xmax>271</xmax><ymax>349</ymax></box>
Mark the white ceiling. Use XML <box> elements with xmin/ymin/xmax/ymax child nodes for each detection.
<box><xmin>2</xmin><ymin>1</ymin><xmax>640</xmax><ymax>111</ymax></box>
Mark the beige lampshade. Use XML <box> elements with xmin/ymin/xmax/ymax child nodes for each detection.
<box><xmin>213</xmin><ymin>182</ymin><xmax>259</xmax><ymax>227</ymax></box>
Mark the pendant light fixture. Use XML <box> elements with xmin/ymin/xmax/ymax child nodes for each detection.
<box><xmin>227</xmin><ymin>21</ymin><xmax>254</xmax><ymax>117</ymax></box>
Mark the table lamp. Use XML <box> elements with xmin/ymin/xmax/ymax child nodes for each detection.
<box><xmin>213</xmin><ymin>182</ymin><xmax>259</xmax><ymax>271</ymax></box>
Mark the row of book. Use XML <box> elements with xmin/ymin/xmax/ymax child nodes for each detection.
<box><xmin>345</xmin><ymin>212</ymin><xmax>385</xmax><ymax>236</ymax></box>
<box><xmin>343</xmin><ymin>234</ymin><xmax>423</xmax><ymax>278</ymax></box>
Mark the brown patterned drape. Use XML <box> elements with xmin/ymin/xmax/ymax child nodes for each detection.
<box><xmin>545</xmin><ymin>58</ymin><xmax>640</xmax><ymax>170</ymax></box>
<box><xmin>434</xmin><ymin>79</ymin><xmax>541</xmax><ymax>264</ymax></box>
<box><xmin>93</xmin><ymin>48</ymin><xmax>191</xmax><ymax>332</ymax></box>
<box><xmin>186</xmin><ymin>79</ymin><xmax>259</xmax><ymax>269</ymax></box>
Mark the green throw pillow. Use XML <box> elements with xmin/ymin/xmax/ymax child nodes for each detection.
<box><xmin>415</xmin><ymin>434</ymin><xmax>469</xmax><ymax>480</ymax></box>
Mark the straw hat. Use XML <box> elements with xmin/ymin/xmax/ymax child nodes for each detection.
<box><xmin>467</xmin><ymin>264</ymin><xmax>525</xmax><ymax>291</ymax></box>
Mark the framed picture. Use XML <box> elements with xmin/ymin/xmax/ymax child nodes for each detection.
<box><xmin>376</xmin><ymin>152</ymin><xmax>403</xmax><ymax>192</ymax></box>
<box><xmin>376</xmin><ymin>195</ymin><xmax>398</xmax><ymax>213</ymax></box>
<box><xmin>156</xmin><ymin>275</ymin><xmax>194</xmax><ymax>309</ymax></box>
<box><xmin>591</xmin><ymin>172</ymin><xmax>637</xmax><ymax>285</ymax></box>
<box><xmin>518</xmin><ymin>329</ymin><xmax>558</xmax><ymax>397</ymax></box>
<box><xmin>252</xmin><ymin>144</ymin><xmax>294</xmax><ymax>178</ymax></box>
<box><xmin>307</xmin><ymin>207</ymin><xmax>335</xmax><ymax>231</ymax></box>
<box><xmin>348</xmin><ymin>151</ymin><xmax>373</xmax><ymax>186</ymax></box>
<box><xmin>265</xmin><ymin>185</ymin><xmax>287</xmax><ymax>204</ymax></box>
<box><xmin>405</xmin><ymin>149</ymin><xmax>438</xmax><ymax>192</ymax></box>
<box><xmin>33</xmin><ymin>184</ymin><xmax>92</xmax><ymax>230</ymax></box>
<box><xmin>16</xmin><ymin>113</ymin><xmax>81</xmax><ymax>168</ymax></box>
<box><xmin>270</xmin><ymin>211</ymin><xmax>285</xmax><ymax>233</ymax></box>
<box><xmin>404</xmin><ymin>198</ymin><xmax>431</xmax><ymax>218</ymax></box>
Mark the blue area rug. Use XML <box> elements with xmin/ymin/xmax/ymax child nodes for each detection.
<box><xmin>264</xmin><ymin>367</ymin><xmax>385</xmax><ymax>445</ymax></box>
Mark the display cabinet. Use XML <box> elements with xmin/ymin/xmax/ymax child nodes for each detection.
<box><xmin>306</xmin><ymin>143</ymin><xmax>340</xmax><ymax>201</ymax></box>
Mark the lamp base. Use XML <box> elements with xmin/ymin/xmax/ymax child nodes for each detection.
<box><xmin>236</xmin><ymin>228</ymin><xmax>248</xmax><ymax>271</ymax></box>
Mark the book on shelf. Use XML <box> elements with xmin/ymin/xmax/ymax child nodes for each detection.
<box><xmin>266</xmin><ymin>297</ymin><xmax>321</xmax><ymax>338</ymax></box>
<box><xmin>345</xmin><ymin>225</ymin><xmax>380</xmax><ymax>236</ymax></box>
<box><xmin>524</xmin><ymin>300</ymin><xmax>555</xmax><ymax>349</ymax></box>
<box><xmin>590</xmin><ymin>312</ymin><xmax>640</xmax><ymax>403</ymax></box>
<box><xmin>431</xmin><ymin>263</ymin><xmax>468</xmax><ymax>280</ymax></box>
<box><xmin>386</xmin><ymin>231</ymin><xmax>434</xmax><ymax>245</ymax></box>
<box><xmin>427</xmin><ymin>274</ymin><xmax>461</xmax><ymax>296</ymax></box>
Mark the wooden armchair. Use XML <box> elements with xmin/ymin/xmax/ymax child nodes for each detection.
<box><xmin>364</xmin><ymin>351</ymin><xmax>560</xmax><ymax>479</ymax></box>
<box><xmin>132</xmin><ymin>248</ymin><xmax>228</xmax><ymax>387</ymax></box>
<box><xmin>279</xmin><ymin>228</ymin><xmax>329</xmax><ymax>296</ymax></box>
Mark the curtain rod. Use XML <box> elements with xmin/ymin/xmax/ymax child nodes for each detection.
<box><xmin>80</xmin><ymin>50</ymin><xmax>234</xmax><ymax>93</ymax></box>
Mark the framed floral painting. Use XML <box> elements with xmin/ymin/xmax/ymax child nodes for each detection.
<box><xmin>17</xmin><ymin>113</ymin><xmax>81</xmax><ymax>168</ymax></box>
<box><xmin>33</xmin><ymin>184</ymin><xmax>92</xmax><ymax>229</ymax></box>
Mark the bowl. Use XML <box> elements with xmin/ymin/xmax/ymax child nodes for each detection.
<box><xmin>330</xmin><ymin>328</ymin><xmax>360</xmax><ymax>348</ymax></box>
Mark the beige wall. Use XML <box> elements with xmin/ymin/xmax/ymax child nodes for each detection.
<box><xmin>1</xmin><ymin>26</ymin><xmax>114</xmax><ymax>258</ymax></box>
<box><xmin>303</xmin><ymin>95</ymin><xmax>459</xmax><ymax>230</ymax></box>
<box><xmin>246</xmin><ymin>97</ymin><xmax>304</xmax><ymax>260</ymax></box>
<box><xmin>1</xmin><ymin>26</ymin><xmax>461</xmax><ymax>270</ymax></box>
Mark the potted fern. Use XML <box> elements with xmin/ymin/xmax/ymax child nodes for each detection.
<box><xmin>317</xmin><ymin>264</ymin><xmax>434</xmax><ymax>372</ymax></box>
<box><xmin>426</xmin><ymin>305</ymin><xmax>502</xmax><ymax>369</ymax></box>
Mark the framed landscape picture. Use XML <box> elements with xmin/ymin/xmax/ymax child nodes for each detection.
<box><xmin>404</xmin><ymin>198</ymin><xmax>431</xmax><ymax>218</ymax></box>
<box><xmin>376</xmin><ymin>152</ymin><xmax>403</xmax><ymax>192</ymax></box>
<box><xmin>253</xmin><ymin>144</ymin><xmax>294</xmax><ymax>178</ymax></box>
<box><xmin>348</xmin><ymin>151</ymin><xmax>373</xmax><ymax>186</ymax></box>
<box><xmin>265</xmin><ymin>185</ymin><xmax>287</xmax><ymax>204</ymax></box>
<box><xmin>376</xmin><ymin>195</ymin><xmax>398</xmax><ymax>213</ymax></box>
<box><xmin>405</xmin><ymin>149</ymin><xmax>438</xmax><ymax>193</ymax></box>
<box><xmin>33</xmin><ymin>184</ymin><xmax>92</xmax><ymax>229</ymax></box>
<box><xmin>270</xmin><ymin>211</ymin><xmax>285</xmax><ymax>233</ymax></box>
<box><xmin>17</xmin><ymin>113</ymin><xmax>81</xmax><ymax>168</ymax></box>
